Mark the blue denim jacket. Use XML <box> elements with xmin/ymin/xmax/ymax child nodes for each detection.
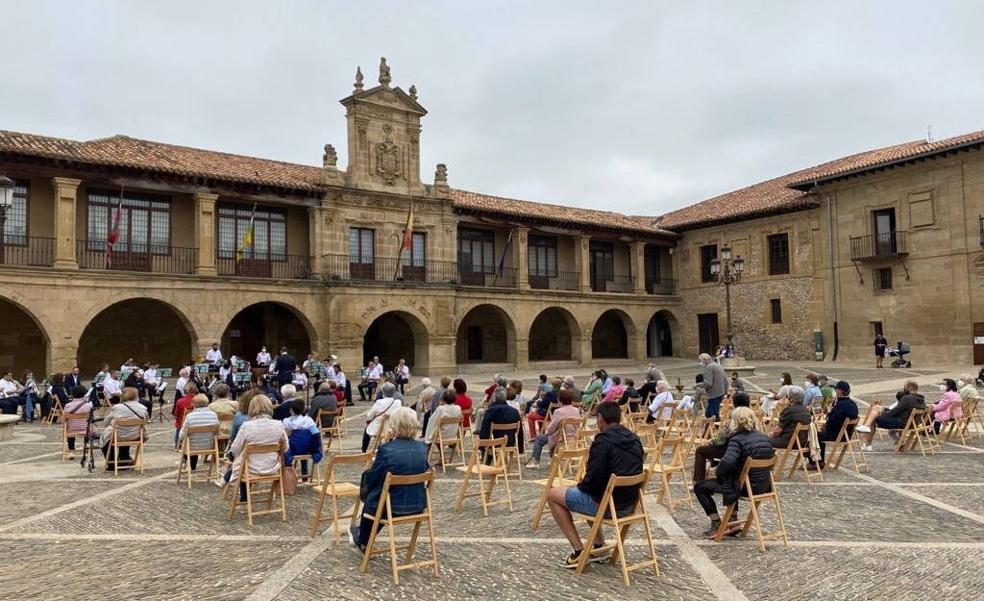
<box><xmin>362</xmin><ymin>438</ymin><xmax>429</xmax><ymax>514</ymax></box>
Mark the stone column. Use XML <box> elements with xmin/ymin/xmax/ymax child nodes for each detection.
<box><xmin>193</xmin><ymin>192</ymin><xmax>219</xmax><ymax>276</ymax></box>
<box><xmin>631</xmin><ymin>241</ymin><xmax>646</xmax><ymax>294</ymax></box>
<box><xmin>49</xmin><ymin>340</ymin><xmax>79</xmax><ymax>374</ymax></box>
<box><xmin>576</xmin><ymin>234</ymin><xmax>591</xmax><ymax>293</ymax></box>
<box><xmin>577</xmin><ymin>332</ymin><xmax>593</xmax><ymax>367</ymax></box>
<box><xmin>513</xmin><ymin>226</ymin><xmax>529</xmax><ymax>290</ymax></box>
<box><xmin>514</xmin><ymin>337</ymin><xmax>529</xmax><ymax>369</ymax></box>
<box><xmin>51</xmin><ymin>177</ymin><xmax>81</xmax><ymax>269</ymax></box>
<box><xmin>308</xmin><ymin>205</ymin><xmax>326</xmax><ymax>279</ymax></box>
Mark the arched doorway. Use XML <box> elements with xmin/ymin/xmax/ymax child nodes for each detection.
<box><xmin>221</xmin><ymin>302</ymin><xmax>313</xmax><ymax>362</ymax></box>
<box><xmin>363</xmin><ymin>311</ymin><xmax>429</xmax><ymax>372</ymax></box>
<box><xmin>591</xmin><ymin>309</ymin><xmax>630</xmax><ymax>359</ymax></box>
<box><xmin>647</xmin><ymin>311</ymin><xmax>675</xmax><ymax>357</ymax></box>
<box><xmin>456</xmin><ymin>304</ymin><xmax>516</xmax><ymax>364</ymax></box>
<box><xmin>0</xmin><ymin>297</ymin><xmax>48</xmax><ymax>376</ymax></box>
<box><xmin>78</xmin><ymin>298</ymin><xmax>194</xmax><ymax>375</ymax></box>
<box><xmin>529</xmin><ymin>307</ymin><xmax>578</xmax><ymax>362</ymax></box>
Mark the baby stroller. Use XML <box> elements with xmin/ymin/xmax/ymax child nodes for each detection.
<box><xmin>889</xmin><ymin>341</ymin><xmax>912</xmax><ymax>368</ymax></box>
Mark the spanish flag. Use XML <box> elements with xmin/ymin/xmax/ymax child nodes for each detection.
<box><xmin>236</xmin><ymin>203</ymin><xmax>257</xmax><ymax>261</ymax></box>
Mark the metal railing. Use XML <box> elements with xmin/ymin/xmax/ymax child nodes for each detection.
<box><xmin>322</xmin><ymin>254</ymin><xmax>458</xmax><ymax>286</ymax></box>
<box><xmin>646</xmin><ymin>278</ymin><xmax>677</xmax><ymax>295</ymax></box>
<box><xmin>459</xmin><ymin>266</ymin><xmax>517</xmax><ymax>288</ymax></box>
<box><xmin>0</xmin><ymin>236</ymin><xmax>54</xmax><ymax>267</ymax></box>
<box><xmin>76</xmin><ymin>240</ymin><xmax>195</xmax><ymax>274</ymax></box>
<box><xmin>849</xmin><ymin>231</ymin><xmax>908</xmax><ymax>261</ymax></box>
<box><xmin>979</xmin><ymin>216</ymin><xmax>984</xmax><ymax>247</ymax></box>
<box><xmin>591</xmin><ymin>274</ymin><xmax>635</xmax><ymax>293</ymax></box>
<box><xmin>216</xmin><ymin>254</ymin><xmax>311</xmax><ymax>280</ymax></box>
<box><xmin>528</xmin><ymin>270</ymin><xmax>579</xmax><ymax>291</ymax></box>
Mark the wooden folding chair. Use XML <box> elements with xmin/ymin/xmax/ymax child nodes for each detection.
<box><xmin>944</xmin><ymin>398</ymin><xmax>975</xmax><ymax>444</ymax></box>
<box><xmin>228</xmin><ymin>442</ymin><xmax>287</xmax><ymax>526</ymax></box>
<box><xmin>176</xmin><ymin>423</ymin><xmax>220</xmax><ymax>487</ymax></box>
<box><xmin>713</xmin><ymin>456</ymin><xmax>789</xmax><ymax>552</ymax></box>
<box><xmin>455</xmin><ymin>437</ymin><xmax>513</xmax><ymax>516</ymax></box>
<box><xmin>968</xmin><ymin>398</ymin><xmax>984</xmax><ymax>439</ymax></box>
<box><xmin>61</xmin><ymin>412</ymin><xmax>90</xmax><ymax>460</ymax></box>
<box><xmin>827</xmin><ymin>418</ymin><xmax>868</xmax><ymax>474</ymax></box>
<box><xmin>647</xmin><ymin>434</ymin><xmax>693</xmax><ymax>512</ymax></box>
<box><xmin>310</xmin><ymin>452</ymin><xmax>370</xmax><ymax>538</ymax></box>
<box><xmin>367</xmin><ymin>414</ymin><xmax>392</xmax><ymax>462</ymax></box>
<box><xmin>106</xmin><ymin>418</ymin><xmax>146</xmax><ymax>477</ymax></box>
<box><xmin>317</xmin><ymin>408</ymin><xmax>343</xmax><ymax>450</ymax></box>
<box><xmin>491</xmin><ymin>421</ymin><xmax>524</xmax><ymax>480</ymax></box>
<box><xmin>574</xmin><ymin>428</ymin><xmax>597</xmax><ymax>450</ymax></box>
<box><xmin>892</xmin><ymin>409</ymin><xmax>931</xmax><ymax>455</ymax></box>
<box><xmin>428</xmin><ymin>415</ymin><xmax>465</xmax><ymax>472</ymax></box>
<box><xmin>359</xmin><ymin>470</ymin><xmax>439</xmax><ymax>585</ymax></box>
<box><xmin>571</xmin><ymin>470</ymin><xmax>660</xmax><ymax>586</ymax></box>
<box><xmin>42</xmin><ymin>396</ymin><xmax>64</xmax><ymax>428</ymax></box>
<box><xmin>921</xmin><ymin>410</ymin><xmax>942</xmax><ymax>453</ymax></box>
<box><xmin>772</xmin><ymin>422</ymin><xmax>817</xmax><ymax>483</ymax></box>
<box><xmin>291</xmin><ymin>453</ymin><xmax>324</xmax><ymax>487</ymax></box>
<box><xmin>530</xmin><ymin>447</ymin><xmax>589</xmax><ymax>529</ymax></box>
<box><xmin>216</xmin><ymin>413</ymin><xmax>234</xmax><ymax>454</ymax></box>
<box><xmin>555</xmin><ymin>417</ymin><xmax>587</xmax><ymax>451</ymax></box>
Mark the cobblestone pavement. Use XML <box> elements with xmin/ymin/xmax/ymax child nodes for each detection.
<box><xmin>1</xmin><ymin>364</ymin><xmax>982</xmax><ymax>601</ymax></box>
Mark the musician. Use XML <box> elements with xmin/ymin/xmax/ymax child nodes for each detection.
<box><xmin>64</xmin><ymin>366</ymin><xmax>83</xmax><ymax>391</ymax></box>
<box><xmin>120</xmin><ymin>357</ymin><xmax>137</xmax><ymax>372</ymax></box>
<box><xmin>0</xmin><ymin>371</ymin><xmax>23</xmax><ymax>415</ymax></box>
<box><xmin>292</xmin><ymin>367</ymin><xmax>308</xmax><ymax>391</ymax></box>
<box><xmin>256</xmin><ymin>346</ymin><xmax>272</xmax><ymax>367</ymax></box>
<box><xmin>143</xmin><ymin>363</ymin><xmax>159</xmax><ymax>401</ymax></box>
<box><xmin>94</xmin><ymin>363</ymin><xmax>111</xmax><ymax>396</ymax></box>
<box><xmin>124</xmin><ymin>369</ymin><xmax>148</xmax><ymax>417</ymax></box>
<box><xmin>273</xmin><ymin>347</ymin><xmax>296</xmax><ymax>387</ymax></box>
<box><xmin>394</xmin><ymin>358</ymin><xmax>410</xmax><ymax>395</ymax></box>
<box><xmin>302</xmin><ymin>354</ymin><xmax>314</xmax><ymax>372</ymax></box>
<box><xmin>358</xmin><ymin>359</ymin><xmax>382</xmax><ymax>401</ymax></box>
<box><xmin>206</xmin><ymin>343</ymin><xmax>223</xmax><ymax>365</ymax></box>
<box><xmin>102</xmin><ymin>370</ymin><xmax>123</xmax><ymax>402</ymax></box>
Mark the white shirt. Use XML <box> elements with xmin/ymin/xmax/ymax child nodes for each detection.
<box><xmin>219</xmin><ymin>366</ymin><xmax>231</xmax><ymax>380</ymax></box>
<box><xmin>395</xmin><ymin>365</ymin><xmax>410</xmax><ymax>379</ymax></box>
<box><xmin>0</xmin><ymin>378</ymin><xmax>20</xmax><ymax>397</ymax></box>
<box><xmin>366</xmin><ymin>397</ymin><xmax>402</xmax><ymax>436</ymax></box>
<box><xmin>333</xmin><ymin>371</ymin><xmax>347</xmax><ymax>388</ymax></box>
<box><xmin>648</xmin><ymin>390</ymin><xmax>675</xmax><ymax>420</ymax></box>
<box><xmin>367</xmin><ymin>364</ymin><xmax>383</xmax><ymax>381</ymax></box>
<box><xmin>144</xmin><ymin>369</ymin><xmax>158</xmax><ymax>384</ymax></box>
<box><xmin>292</xmin><ymin>372</ymin><xmax>308</xmax><ymax>388</ymax></box>
<box><xmin>175</xmin><ymin>376</ymin><xmax>189</xmax><ymax>396</ymax></box>
<box><xmin>103</xmin><ymin>376</ymin><xmax>122</xmax><ymax>397</ymax></box>
<box><xmin>206</xmin><ymin>349</ymin><xmax>223</xmax><ymax>363</ymax></box>
<box><xmin>256</xmin><ymin>351</ymin><xmax>272</xmax><ymax>365</ymax></box>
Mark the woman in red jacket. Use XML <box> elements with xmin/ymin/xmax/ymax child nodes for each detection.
<box><xmin>453</xmin><ymin>378</ymin><xmax>473</xmax><ymax>428</ymax></box>
<box><xmin>172</xmin><ymin>382</ymin><xmax>197</xmax><ymax>449</ymax></box>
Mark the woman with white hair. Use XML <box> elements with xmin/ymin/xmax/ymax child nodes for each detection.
<box><xmin>768</xmin><ymin>385</ymin><xmax>811</xmax><ymax>448</ymax></box>
<box><xmin>349</xmin><ymin>407</ymin><xmax>429</xmax><ymax>551</ymax></box>
<box><xmin>362</xmin><ymin>382</ymin><xmax>402</xmax><ymax>452</ymax></box>
<box><xmin>413</xmin><ymin>377</ymin><xmax>434</xmax><ymax>416</ymax></box>
<box><xmin>646</xmin><ymin>380</ymin><xmax>675</xmax><ymax>422</ymax></box>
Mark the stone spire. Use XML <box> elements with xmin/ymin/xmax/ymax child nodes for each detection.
<box><xmin>353</xmin><ymin>66</ymin><xmax>364</xmax><ymax>93</ymax></box>
<box><xmin>378</xmin><ymin>57</ymin><xmax>391</xmax><ymax>88</ymax></box>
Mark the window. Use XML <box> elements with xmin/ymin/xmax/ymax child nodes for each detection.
<box><xmin>644</xmin><ymin>246</ymin><xmax>662</xmax><ymax>288</ymax></box>
<box><xmin>589</xmin><ymin>241</ymin><xmax>614</xmax><ymax>291</ymax></box>
<box><xmin>217</xmin><ymin>204</ymin><xmax>286</xmax><ymax>260</ymax></box>
<box><xmin>349</xmin><ymin>227</ymin><xmax>375</xmax><ymax>264</ymax></box>
<box><xmin>873</xmin><ymin>208</ymin><xmax>898</xmax><ymax>255</ymax></box>
<box><xmin>459</xmin><ymin>228</ymin><xmax>495</xmax><ymax>273</ymax></box>
<box><xmin>87</xmin><ymin>190</ymin><xmax>171</xmax><ymax>254</ymax></box>
<box><xmin>400</xmin><ymin>231</ymin><xmax>426</xmax><ymax>267</ymax></box>
<box><xmin>767</xmin><ymin>233</ymin><xmax>790</xmax><ymax>275</ymax></box>
<box><xmin>871</xmin><ymin>321</ymin><xmax>884</xmax><ymax>337</ymax></box>
<box><xmin>528</xmin><ymin>235</ymin><xmax>558</xmax><ymax>277</ymax></box>
<box><xmin>770</xmin><ymin>299</ymin><xmax>782</xmax><ymax>324</ymax></box>
<box><xmin>875</xmin><ymin>267</ymin><xmax>893</xmax><ymax>291</ymax></box>
<box><xmin>700</xmin><ymin>244</ymin><xmax>718</xmax><ymax>283</ymax></box>
<box><xmin>2</xmin><ymin>180</ymin><xmax>28</xmax><ymax>245</ymax></box>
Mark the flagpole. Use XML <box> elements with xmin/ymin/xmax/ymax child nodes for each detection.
<box><xmin>393</xmin><ymin>200</ymin><xmax>414</xmax><ymax>281</ymax></box>
<box><xmin>236</xmin><ymin>202</ymin><xmax>257</xmax><ymax>264</ymax></box>
<box><xmin>491</xmin><ymin>229</ymin><xmax>513</xmax><ymax>287</ymax></box>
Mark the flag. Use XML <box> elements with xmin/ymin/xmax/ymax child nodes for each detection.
<box><xmin>105</xmin><ymin>192</ymin><xmax>123</xmax><ymax>268</ymax></box>
<box><xmin>491</xmin><ymin>229</ymin><xmax>513</xmax><ymax>285</ymax></box>
<box><xmin>236</xmin><ymin>203</ymin><xmax>257</xmax><ymax>261</ymax></box>
<box><xmin>393</xmin><ymin>201</ymin><xmax>415</xmax><ymax>280</ymax></box>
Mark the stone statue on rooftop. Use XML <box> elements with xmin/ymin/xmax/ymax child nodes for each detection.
<box><xmin>323</xmin><ymin>144</ymin><xmax>337</xmax><ymax>169</ymax></box>
<box><xmin>354</xmin><ymin>66</ymin><xmax>364</xmax><ymax>92</ymax></box>
<box><xmin>379</xmin><ymin>57</ymin><xmax>391</xmax><ymax>87</ymax></box>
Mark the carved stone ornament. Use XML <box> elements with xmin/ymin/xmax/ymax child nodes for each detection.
<box><xmin>375</xmin><ymin>124</ymin><xmax>402</xmax><ymax>185</ymax></box>
<box><xmin>378</xmin><ymin>57</ymin><xmax>392</xmax><ymax>88</ymax></box>
<box><xmin>435</xmin><ymin>163</ymin><xmax>448</xmax><ymax>183</ymax></box>
<box><xmin>323</xmin><ymin>144</ymin><xmax>337</xmax><ymax>168</ymax></box>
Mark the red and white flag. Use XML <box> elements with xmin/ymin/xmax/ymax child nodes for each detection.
<box><xmin>105</xmin><ymin>195</ymin><xmax>123</xmax><ymax>268</ymax></box>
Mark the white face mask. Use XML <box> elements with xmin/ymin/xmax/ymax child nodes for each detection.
<box><xmin>804</xmin><ymin>381</ymin><xmax>811</xmax><ymax>388</ymax></box>
<box><xmin>939</xmin><ymin>384</ymin><xmax>946</xmax><ymax>392</ymax></box>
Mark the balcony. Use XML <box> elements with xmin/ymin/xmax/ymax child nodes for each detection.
<box><xmin>0</xmin><ymin>236</ymin><xmax>54</xmax><ymax>267</ymax></box>
<box><xmin>528</xmin><ymin>270</ymin><xmax>579</xmax><ymax>291</ymax></box>
<box><xmin>459</xmin><ymin>266</ymin><xmax>517</xmax><ymax>289</ymax></box>
<box><xmin>76</xmin><ymin>240</ymin><xmax>195</xmax><ymax>274</ymax></box>
<box><xmin>849</xmin><ymin>231</ymin><xmax>908</xmax><ymax>261</ymax></box>
<box><xmin>217</xmin><ymin>254</ymin><xmax>311</xmax><ymax>280</ymax></box>
<box><xmin>322</xmin><ymin>254</ymin><xmax>457</xmax><ymax>286</ymax></box>
<box><xmin>591</xmin><ymin>274</ymin><xmax>635</xmax><ymax>293</ymax></box>
<box><xmin>646</xmin><ymin>278</ymin><xmax>677</xmax><ymax>295</ymax></box>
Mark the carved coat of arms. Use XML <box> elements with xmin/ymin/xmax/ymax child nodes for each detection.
<box><xmin>376</xmin><ymin>124</ymin><xmax>402</xmax><ymax>185</ymax></box>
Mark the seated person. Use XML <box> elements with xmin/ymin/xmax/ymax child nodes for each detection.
<box><xmin>526</xmin><ymin>378</ymin><xmax>560</xmax><ymax>440</ymax></box>
<box><xmin>526</xmin><ymin>388</ymin><xmax>580</xmax><ymax>468</ymax></box>
<box><xmin>221</xmin><ymin>394</ymin><xmax>289</xmax><ymax>502</ymax></box>
<box><xmin>349</xmin><ymin>408</ymin><xmax>429</xmax><ymax>552</ymax></box>
<box><xmin>602</xmin><ymin>376</ymin><xmax>624</xmax><ymax>403</ymax></box>
<box><xmin>618</xmin><ymin>378</ymin><xmax>641</xmax><ymax>411</ymax></box>
<box><xmin>769</xmin><ymin>386</ymin><xmax>810</xmax><ymax>448</ymax></box>
<box><xmin>208</xmin><ymin>383</ymin><xmax>238</xmax><ymax>437</ymax></box>
<box><xmin>693</xmin><ymin>406</ymin><xmax>775</xmax><ymax>537</ymax></box>
<box><xmin>855</xmin><ymin>380</ymin><xmax>925</xmax><ymax>451</ymax></box>
<box><xmin>693</xmin><ymin>391</ymin><xmax>751</xmax><ymax>482</ymax></box>
<box><xmin>545</xmin><ymin>401</ymin><xmax>644</xmax><ymax>568</ymax></box>
<box><xmin>423</xmin><ymin>389</ymin><xmax>463</xmax><ymax>445</ymax></box>
<box><xmin>728</xmin><ymin>371</ymin><xmax>744</xmax><ymax>392</ymax></box>
<box><xmin>362</xmin><ymin>382</ymin><xmax>402</xmax><ymax>452</ymax></box>
<box><xmin>803</xmin><ymin>374</ymin><xmax>823</xmax><ymax>410</ymax></box>
<box><xmin>273</xmin><ymin>384</ymin><xmax>299</xmax><ymax>421</ymax></box>
<box><xmin>99</xmin><ymin>387</ymin><xmax>149</xmax><ymax>469</ymax></box>
<box><xmin>930</xmin><ymin>378</ymin><xmax>963</xmax><ymax>434</ymax></box>
<box><xmin>63</xmin><ymin>386</ymin><xmax>94</xmax><ymax>458</ymax></box>
<box><xmin>808</xmin><ymin>380</ymin><xmax>858</xmax><ymax>470</ymax></box>
<box><xmin>478</xmin><ymin>387</ymin><xmax>523</xmax><ymax>454</ymax></box>
<box><xmin>307</xmin><ymin>382</ymin><xmax>339</xmax><ymax>429</ymax></box>
<box><xmin>178</xmin><ymin>394</ymin><xmax>220</xmax><ymax>470</ymax></box>
<box><xmin>636</xmin><ymin>374</ymin><xmax>657</xmax><ymax>407</ymax></box>
<box><xmin>283</xmin><ymin>398</ymin><xmax>323</xmax><ymax>481</ymax></box>
<box><xmin>646</xmin><ymin>380</ymin><xmax>675</xmax><ymax>423</ymax></box>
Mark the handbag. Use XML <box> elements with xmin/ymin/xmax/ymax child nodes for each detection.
<box><xmin>282</xmin><ymin>466</ymin><xmax>298</xmax><ymax>495</ymax></box>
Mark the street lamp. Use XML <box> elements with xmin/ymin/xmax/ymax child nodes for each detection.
<box><xmin>0</xmin><ymin>175</ymin><xmax>15</xmax><ymax>265</ymax></box>
<box><xmin>709</xmin><ymin>245</ymin><xmax>744</xmax><ymax>353</ymax></box>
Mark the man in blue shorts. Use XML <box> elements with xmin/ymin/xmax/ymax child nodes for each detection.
<box><xmin>546</xmin><ymin>401</ymin><xmax>644</xmax><ymax>568</ymax></box>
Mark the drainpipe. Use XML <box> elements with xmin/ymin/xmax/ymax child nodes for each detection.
<box><xmin>825</xmin><ymin>190</ymin><xmax>840</xmax><ymax>360</ymax></box>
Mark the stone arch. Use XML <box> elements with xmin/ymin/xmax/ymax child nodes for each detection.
<box><xmin>363</xmin><ymin>311</ymin><xmax>430</xmax><ymax>373</ymax></box>
<box><xmin>456</xmin><ymin>303</ymin><xmax>517</xmax><ymax>364</ymax></box>
<box><xmin>221</xmin><ymin>301</ymin><xmax>316</xmax><ymax>362</ymax></box>
<box><xmin>77</xmin><ymin>297</ymin><xmax>197</xmax><ymax>374</ymax></box>
<box><xmin>0</xmin><ymin>295</ymin><xmax>50</xmax><ymax>377</ymax></box>
<box><xmin>646</xmin><ymin>310</ymin><xmax>679</xmax><ymax>358</ymax></box>
<box><xmin>528</xmin><ymin>306</ymin><xmax>580</xmax><ymax>362</ymax></box>
<box><xmin>591</xmin><ymin>308</ymin><xmax>635</xmax><ymax>360</ymax></box>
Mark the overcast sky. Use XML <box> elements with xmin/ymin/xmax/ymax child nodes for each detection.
<box><xmin>3</xmin><ymin>1</ymin><xmax>983</xmax><ymax>216</ymax></box>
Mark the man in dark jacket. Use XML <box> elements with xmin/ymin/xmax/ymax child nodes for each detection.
<box><xmin>273</xmin><ymin>347</ymin><xmax>296</xmax><ymax>387</ymax></box>
<box><xmin>694</xmin><ymin>406</ymin><xmax>775</xmax><ymax>537</ymax></box>
<box><xmin>856</xmin><ymin>380</ymin><xmax>926</xmax><ymax>450</ymax></box>
<box><xmin>769</xmin><ymin>386</ymin><xmax>811</xmax><ymax>448</ymax></box>
<box><xmin>809</xmin><ymin>380</ymin><xmax>858</xmax><ymax>470</ymax></box>
<box><xmin>478</xmin><ymin>388</ymin><xmax>524</xmax><ymax>454</ymax></box>
<box><xmin>546</xmin><ymin>401</ymin><xmax>644</xmax><ymax>568</ymax></box>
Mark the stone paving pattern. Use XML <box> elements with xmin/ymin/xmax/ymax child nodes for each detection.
<box><xmin>1</xmin><ymin>361</ymin><xmax>982</xmax><ymax>601</ymax></box>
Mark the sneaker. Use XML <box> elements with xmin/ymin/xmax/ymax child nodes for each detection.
<box><xmin>855</xmin><ymin>424</ymin><xmax>871</xmax><ymax>433</ymax></box>
<box><xmin>861</xmin><ymin>444</ymin><xmax>874</xmax><ymax>452</ymax></box>
<box><xmin>348</xmin><ymin>524</ymin><xmax>359</xmax><ymax>547</ymax></box>
<box><xmin>589</xmin><ymin>542</ymin><xmax>610</xmax><ymax>563</ymax></box>
<box><xmin>524</xmin><ymin>459</ymin><xmax>540</xmax><ymax>469</ymax></box>
<box><xmin>213</xmin><ymin>478</ymin><xmax>226</xmax><ymax>488</ymax></box>
<box><xmin>806</xmin><ymin>460</ymin><xmax>826</xmax><ymax>471</ymax></box>
<box><xmin>703</xmin><ymin>519</ymin><xmax>722</xmax><ymax>538</ymax></box>
<box><xmin>561</xmin><ymin>549</ymin><xmax>584</xmax><ymax>569</ymax></box>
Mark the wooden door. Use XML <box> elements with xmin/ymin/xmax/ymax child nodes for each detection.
<box><xmin>467</xmin><ymin>326</ymin><xmax>483</xmax><ymax>361</ymax></box>
<box><xmin>974</xmin><ymin>323</ymin><xmax>984</xmax><ymax>365</ymax></box>
<box><xmin>698</xmin><ymin>313</ymin><xmax>719</xmax><ymax>356</ymax></box>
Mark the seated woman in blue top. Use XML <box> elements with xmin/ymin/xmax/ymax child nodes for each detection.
<box><xmin>283</xmin><ymin>398</ymin><xmax>323</xmax><ymax>481</ymax></box>
<box><xmin>350</xmin><ymin>407</ymin><xmax>429</xmax><ymax>552</ymax></box>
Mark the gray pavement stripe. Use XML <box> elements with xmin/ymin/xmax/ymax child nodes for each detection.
<box><xmin>845</xmin><ymin>470</ymin><xmax>984</xmax><ymax>525</ymax></box>
<box><xmin>242</xmin><ymin>533</ymin><xmax>336</xmax><ymax>601</ymax></box>
<box><xmin>4</xmin><ymin>451</ymin><xmax>63</xmax><ymax>464</ymax></box>
<box><xmin>0</xmin><ymin>532</ymin><xmax>312</xmax><ymax>542</ymax></box>
<box><xmin>692</xmin><ymin>539</ymin><xmax>984</xmax><ymax>549</ymax></box>
<box><xmin>0</xmin><ymin>469</ymin><xmax>177</xmax><ymax>533</ymax></box>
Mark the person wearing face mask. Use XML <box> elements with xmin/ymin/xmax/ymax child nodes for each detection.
<box><xmin>803</xmin><ymin>375</ymin><xmax>822</xmax><ymax>411</ymax></box>
<box><xmin>855</xmin><ymin>380</ymin><xmax>925</xmax><ymax>451</ymax></box>
<box><xmin>930</xmin><ymin>379</ymin><xmax>963</xmax><ymax>435</ymax></box>
<box><xmin>256</xmin><ymin>347</ymin><xmax>272</xmax><ymax>367</ymax></box>
<box><xmin>957</xmin><ymin>375</ymin><xmax>980</xmax><ymax>404</ymax></box>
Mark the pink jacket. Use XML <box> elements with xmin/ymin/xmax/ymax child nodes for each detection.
<box><xmin>934</xmin><ymin>391</ymin><xmax>963</xmax><ymax>422</ymax></box>
<box><xmin>545</xmin><ymin>405</ymin><xmax>581</xmax><ymax>447</ymax></box>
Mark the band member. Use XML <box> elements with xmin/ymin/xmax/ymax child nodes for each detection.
<box><xmin>0</xmin><ymin>371</ymin><xmax>24</xmax><ymax>415</ymax></box>
<box><xmin>273</xmin><ymin>347</ymin><xmax>296</xmax><ymax>388</ymax></box>
<box><xmin>256</xmin><ymin>346</ymin><xmax>272</xmax><ymax>367</ymax></box>
<box><xmin>144</xmin><ymin>362</ymin><xmax>159</xmax><ymax>400</ymax></box>
<box><xmin>102</xmin><ymin>369</ymin><xmax>123</xmax><ymax>402</ymax></box>
<box><xmin>394</xmin><ymin>359</ymin><xmax>410</xmax><ymax>395</ymax></box>
<box><xmin>64</xmin><ymin>366</ymin><xmax>83</xmax><ymax>390</ymax></box>
<box><xmin>206</xmin><ymin>343</ymin><xmax>223</xmax><ymax>365</ymax></box>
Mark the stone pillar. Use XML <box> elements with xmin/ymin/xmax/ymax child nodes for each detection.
<box><xmin>631</xmin><ymin>241</ymin><xmax>646</xmax><ymax>294</ymax></box>
<box><xmin>49</xmin><ymin>340</ymin><xmax>79</xmax><ymax>374</ymax></box>
<box><xmin>514</xmin><ymin>337</ymin><xmax>529</xmax><ymax>369</ymax></box>
<box><xmin>51</xmin><ymin>177</ymin><xmax>81</xmax><ymax>269</ymax></box>
<box><xmin>576</xmin><ymin>234</ymin><xmax>591</xmax><ymax>293</ymax></box>
<box><xmin>308</xmin><ymin>206</ymin><xmax>326</xmax><ymax>279</ymax></box>
<box><xmin>577</xmin><ymin>333</ymin><xmax>593</xmax><ymax>367</ymax></box>
<box><xmin>193</xmin><ymin>192</ymin><xmax>219</xmax><ymax>276</ymax></box>
<box><xmin>513</xmin><ymin>226</ymin><xmax>529</xmax><ymax>290</ymax></box>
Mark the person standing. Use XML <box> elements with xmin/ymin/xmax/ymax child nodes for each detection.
<box><xmin>256</xmin><ymin>347</ymin><xmax>272</xmax><ymax>367</ymax></box>
<box><xmin>273</xmin><ymin>347</ymin><xmax>296</xmax><ymax>388</ymax></box>
<box><xmin>394</xmin><ymin>359</ymin><xmax>410</xmax><ymax>396</ymax></box>
<box><xmin>206</xmin><ymin>343</ymin><xmax>223</xmax><ymax>365</ymax></box>
<box><xmin>874</xmin><ymin>332</ymin><xmax>888</xmax><ymax>368</ymax></box>
<box><xmin>697</xmin><ymin>353</ymin><xmax>727</xmax><ymax>420</ymax></box>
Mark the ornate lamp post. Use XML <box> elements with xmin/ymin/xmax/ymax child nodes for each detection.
<box><xmin>709</xmin><ymin>245</ymin><xmax>744</xmax><ymax>352</ymax></box>
<box><xmin>0</xmin><ymin>175</ymin><xmax>15</xmax><ymax>265</ymax></box>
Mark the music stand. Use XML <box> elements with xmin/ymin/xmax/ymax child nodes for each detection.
<box><xmin>155</xmin><ymin>368</ymin><xmax>173</xmax><ymax>423</ymax></box>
